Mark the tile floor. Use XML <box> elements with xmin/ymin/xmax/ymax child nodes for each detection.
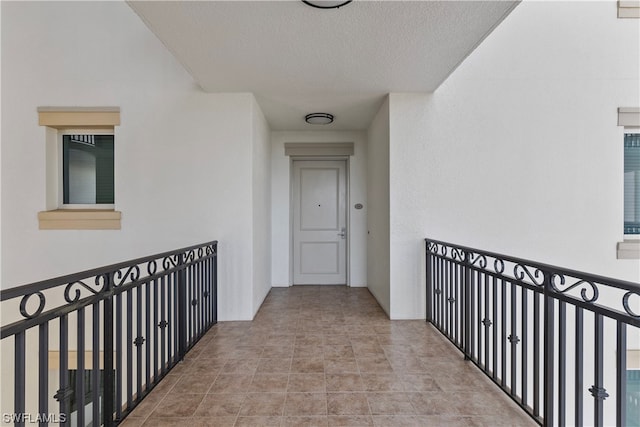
<box><xmin>121</xmin><ymin>286</ymin><xmax>537</xmax><ymax>426</ymax></box>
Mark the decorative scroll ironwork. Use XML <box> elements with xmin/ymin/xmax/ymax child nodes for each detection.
<box><xmin>513</xmin><ymin>263</ymin><xmax>544</xmax><ymax>286</ymax></box>
<box><xmin>550</xmin><ymin>274</ymin><xmax>599</xmax><ymax>303</ymax></box>
<box><xmin>469</xmin><ymin>252</ymin><xmax>487</xmax><ymax>268</ymax></box>
<box><xmin>623</xmin><ymin>290</ymin><xmax>640</xmax><ymax>317</ymax></box>
<box><xmin>451</xmin><ymin>248</ymin><xmax>465</xmax><ymax>261</ymax></box>
<box><xmin>2</xmin><ymin>240</ymin><xmax>218</xmax><ymax>323</ymax></box>
<box><xmin>133</xmin><ymin>337</ymin><xmax>145</xmax><ymax>347</ymax></box>
<box><xmin>64</xmin><ymin>278</ymin><xmax>103</xmax><ymax>303</ymax></box>
<box><xmin>19</xmin><ymin>292</ymin><xmax>46</xmax><ymax>319</ymax></box>
<box><xmin>482</xmin><ymin>318</ymin><xmax>492</xmax><ymax>327</ymax></box>
<box><xmin>508</xmin><ymin>334</ymin><xmax>520</xmax><ymax>345</ymax></box>
<box><xmin>158</xmin><ymin>320</ymin><xmax>168</xmax><ymax>329</ymax></box>
<box><xmin>114</xmin><ymin>265</ymin><xmax>141</xmax><ymax>288</ymax></box>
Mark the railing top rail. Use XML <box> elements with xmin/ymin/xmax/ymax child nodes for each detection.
<box><xmin>425</xmin><ymin>237</ymin><xmax>640</xmax><ymax>292</ymax></box>
<box><xmin>0</xmin><ymin>240</ymin><xmax>218</xmax><ymax>301</ymax></box>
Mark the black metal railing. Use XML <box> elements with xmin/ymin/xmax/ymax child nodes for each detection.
<box><xmin>1</xmin><ymin>240</ymin><xmax>217</xmax><ymax>426</ymax></box>
<box><xmin>425</xmin><ymin>238</ymin><xmax>640</xmax><ymax>427</ymax></box>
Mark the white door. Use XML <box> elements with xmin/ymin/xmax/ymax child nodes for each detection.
<box><xmin>292</xmin><ymin>160</ymin><xmax>347</xmax><ymax>285</ymax></box>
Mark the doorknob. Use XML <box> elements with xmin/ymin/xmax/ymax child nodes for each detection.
<box><xmin>337</xmin><ymin>227</ymin><xmax>346</xmax><ymax>239</ymax></box>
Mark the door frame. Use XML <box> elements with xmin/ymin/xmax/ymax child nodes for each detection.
<box><xmin>289</xmin><ymin>156</ymin><xmax>350</xmax><ymax>287</ymax></box>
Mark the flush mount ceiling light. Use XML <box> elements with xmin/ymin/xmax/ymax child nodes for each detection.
<box><xmin>305</xmin><ymin>113</ymin><xmax>334</xmax><ymax>125</ymax></box>
<box><xmin>302</xmin><ymin>1</ymin><xmax>352</xmax><ymax>10</ymax></box>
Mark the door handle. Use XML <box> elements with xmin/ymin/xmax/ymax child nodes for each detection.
<box><xmin>337</xmin><ymin>227</ymin><xmax>346</xmax><ymax>239</ymax></box>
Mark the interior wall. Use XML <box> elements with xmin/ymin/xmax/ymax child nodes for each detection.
<box><xmin>366</xmin><ymin>98</ymin><xmax>391</xmax><ymax>315</ymax></box>
<box><xmin>0</xmin><ymin>1</ymin><xmax>258</xmax><ymax>320</ymax></box>
<box><xmin>387</xmin><ymin>1</ymin><xmax>640</xmax><ymax>319</ymax></box>
<box><xmin>251</xmin><ymin>97</ymin><xmax>272</xmax><ymax>316</ymax></box>
<box><xmin>271</xmin><ymin>131</ymin><xmax>367</xmax><ymax>287</ymax></box>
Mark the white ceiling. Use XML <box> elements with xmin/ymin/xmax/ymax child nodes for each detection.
<box><xmin>128</xmin><ymin>1</ymin><xmax>519</xmax><ymax>131</ymax></box>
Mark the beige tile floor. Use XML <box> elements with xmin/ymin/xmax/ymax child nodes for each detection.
<box><xmin>121</xmin><ymin>286</ymin><xmax>537</xmax><ymax>427</ymax></box>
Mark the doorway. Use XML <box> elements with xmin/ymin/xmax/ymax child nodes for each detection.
<box><xmin>291</xmin><ymin>160</ymin><xmax>347</xmax><ymax>285</ymax></box>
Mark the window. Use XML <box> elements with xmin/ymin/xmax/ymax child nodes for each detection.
<box><xmin>625</xmin><ymin>133</ymin><xmax>640</xmax><ymax>235</ymax></box>
<box><xmin>37</xmin><ymin>107</ymin><xmax>121</xmax><ymax>230</ymax></box>
<box><xmin>618</xmin><ymin>108</ymin><xmax>640</xmax><ymax>259</ymax></box>
<box><xmin>62</xmin><ymin>133</ymin><xmax>114</xmax><ymax>207</ymax></box>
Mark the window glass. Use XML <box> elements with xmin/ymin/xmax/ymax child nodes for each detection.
<box><xmin>624</xmin><ymin>133</ymin><xmax>640</xmax><ymax>234</ymax></box>
<box><xmin>63</xmin><ymin>135</ymin><xmax>114</xmax><ymax>205</ymax></box>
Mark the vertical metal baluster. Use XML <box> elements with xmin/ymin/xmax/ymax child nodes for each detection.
<box><xmin>425</xmin><ymin>241</ymin><xmax>433</xmax><ymax>323</ymax></box>
<box><xmin>617</xmin><ymin>321</ymin><xmax>627</xmax><ymax>427</ymax></box>
<box><xmin>444</xmin><ymin>258</ymin><xmax>449</xmax><ymax>336</ymax></box>
<box><xmin>153</xmin><ymin>277</ymin><xmax>159</xmax><ymax>380</ymax></box>
<box><xmin>92</xmin><ymin>303</ymin><xmax>100</xmax><ymax>425</ymax></box>
<box><xmin>492</xmin><ymin>275</ymin><xmax>498</xmax><ymax>381</ymax></box>
<box><xmin>173</xmin><ymin>270</ymin><xmax>179</xmax><ymax>363</ymax></box>
<box><xmin>469</xmin><ymin>267</ymin><xmax>475</xmax><ymax>360</ymax></box>
<box><xmin>15</xmin><ymin>331</ymin><xmax>26</xmax><ymax>427</ymax></box>
<box><xmin>146</xmin><ymin>281</ymin><xmax>151</xmax><ymax>391</ymax></box>
<box><xmin>522</xmin><ymin>287</ymin><xmax>528</xmax><ymax>408</ymax></box>
<box><xmin>575</xmin><ymin>307</ymin><xmax>583</xmax><ymax>426</ymax></box>
<box><xmin>115</xmin><ymin>292</ymin><xmax>122</xmax><ymax>421</ymax></box>
<box><xmin>501</xmin><ymin>279</ymin><xmax>506</xmax><ymax>388</ymax></box>
<box><xmin>196</xmin><ymin>261</ymin><xmax>206</xmax><ymax>336</ymax></box>
<box><xmin>510</xmin><ymin>282</ymin><xmax>517</xmax><ymax>398</ymax></box>
<box><xmin>76</xmin><ymin>308</ymin><xmax>86</xmax><ymax>427</ymax></box>
<box><xmin>39</xmin><ymin>323</ymin><xmax>49</xmax><ymax>427</ymax></box>
<box><xmin>477</xmin><ymin>272</ymin><xmax>482</xmax><ymax>365</ymax></box>
<box><xmin>534</xmin><ymin>290</ymin><xmax>540</xmax><ymax>418</ymax></box>
<box><xmin>464</xmin><ymin>251</ymin><xmax>471</xmax><ymax>360</ymax></box>
<box><xmin>168</xmin><ymin>273</ymin><xmax>174</xmax><ymax>367</ymax></box>
<box><xmin>162</xmin><ymin>275</ymin><xmax>168</xmax><ymax>374</ymax></box>
<box><xmin>136</xmin><ymin>284</ymin><xmax>142</xmax><ymax>400</ymax></box>
<box><xmin>126</xmin><ymin>289</ymin><xmax>133</xmax><ymax>411</ymax></box>
<box><xmin>437</xmin><ymin>256</ymin><xmax>442</xmax><ymax>332</ymax></box>
<box><xmin>484</xmin><ymin>274</ymin><xmax>490</xmax><ymax>371</ymax></box>
<box><xmin>445</xmin><ymin>260</ymin><xmax>457</xmax><ymax>337</ymax></box>
<box><xmin>213</xmin><ymin>243</ymin><xmax>218</xmax><ymax>324</ymax></box>
<box><xmin>558</xmin><ymin>301</ymin><xmax>566</xmax><ymax>426</ymax></box>
<box><xmin>103</xmin><ymin>274</ymin><xmax>114</xmax><ymax>427</ymax></box>
<box><xmin>593</xmin><ymin>314</ymin><xmax>605</xmax><ymax>427</ymax></box>
<box><xmin>543</xmin><ymin>273</ymin><xmax>555</xmax><ymax>427</ymax></box>
<box><xmin>439</xmin><ymin>256</ymin><xmax>443</xmax><ymax>331</ymax></box>
<box><xmin>59</xmin><ymin>314</ymin><xmax>69</xmax><ymax>426</ymax></box>
<box><xmin>187</xmin><ymin>261</ymin><xmax>192</xmax><ymax>347</ymax></box>
<box><xmin>206</xmin><ymin>256</ymin><xmax>211</xmax><ymax>327</ymax></box>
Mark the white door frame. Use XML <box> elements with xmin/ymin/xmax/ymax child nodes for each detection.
<box><xmin>289</xmin><ymin>156</ymin><xmax>350</xmax><ymax>286</ymax></box>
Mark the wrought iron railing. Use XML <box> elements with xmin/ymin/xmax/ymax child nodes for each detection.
<box><xmin>425</xmin><ymin>238</ymin><xmax>640</xmax><ymax>427</ymax></box>
<box><xmin>0</xmin><ymin>240</ymin><xmax>217</xmax><ymax>426</ymax></box>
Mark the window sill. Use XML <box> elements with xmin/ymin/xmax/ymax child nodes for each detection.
<box><xmin>617</xmin><ymin>239</ymin><xmax>640</xmax><ymax>259</ymax></box>
<box><xmin>38</xmin><ymin>209</ymin><xmax>121</xmax><ymax>230</ymax></box>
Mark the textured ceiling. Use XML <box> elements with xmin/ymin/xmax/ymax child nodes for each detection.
<box><xmin>128</xmin><ymin>1</ymin><xmax>519</xmax><ymax>130</ymax></box>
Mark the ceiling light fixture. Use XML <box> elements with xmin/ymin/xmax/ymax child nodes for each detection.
<box><xmin>302</xmin><ymin>1</ymin><xmax>352</xmax><ymax>10</ymax></box>
<box><xmin>305</xmin><ymin>113</ymin><xmax>334</xmax><ymax>125</ymax></box>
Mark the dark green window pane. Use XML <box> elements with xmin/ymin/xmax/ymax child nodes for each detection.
<box><xmin>624</xmin><ymin>133</ymin><xmax>640</xmax><ymax>234</ymax></box>
<box><xmin>63</xmin><ymin>135</ymin><xmax>114</xmax><ymax>204</ymax></box>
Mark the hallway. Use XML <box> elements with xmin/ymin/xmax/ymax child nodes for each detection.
<box><xmin>121</xmin><ymin>286</ymin><xmax>536</xmax><ymax>426</ymax></box>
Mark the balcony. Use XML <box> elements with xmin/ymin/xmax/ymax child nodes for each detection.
<box><xmin>1</xmin><ymin>239</ymin><xmax>638</xmax><ymax>426</ymax></box>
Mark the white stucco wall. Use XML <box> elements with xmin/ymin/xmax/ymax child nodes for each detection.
<box><xmin>387</xmin><ymin>1</ymin><xmax>640</xmax><ymax>319</ymax></box>
<box><xmin>0</xmin><ymin>1</ymin><xmax>259</xmax><ymax>320</ymax></box>
<box><xmin>366</xmin><ymin>98</ymin><xmax>391</xmax><ymax>315</ymax></box>
<box><xmin>271</xmin><ymin>131</ymin><xmax>367</xmax><ymax>287</ymax></box>
<box><xmin>251</xmin><ymin>98</ymin><xmax>272</xmax><ymax>316</ymax></box>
